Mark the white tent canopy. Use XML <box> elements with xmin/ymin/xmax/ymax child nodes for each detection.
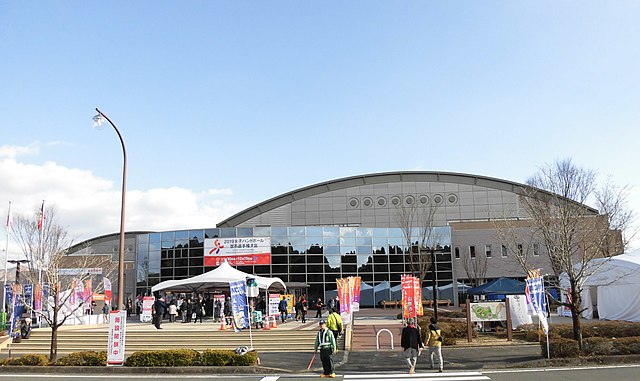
<box><xmin>580</xmin><ymin>249</ymin><xmax>640</xmax><ymax>322</ymax></box>
<box><xmin>151</xmin><ymin>261</ymin><xmax>286</xmax><ymax>293</ymax></box>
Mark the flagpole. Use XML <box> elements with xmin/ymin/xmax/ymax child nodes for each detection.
<box><xmin>3</xmin><ymin>201</ymin><xmax>11</xmax><ymax>314</ymax></box>
<box><xmin>38</xmin><ymin>201</ymin><xmax>45</xmax><ymax>327</ymax></box>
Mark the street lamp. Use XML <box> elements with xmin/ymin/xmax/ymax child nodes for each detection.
<box><xmin>92</xmin><ymin>108</ymin><xmax>127</xmax><ymax>311</ymax></box>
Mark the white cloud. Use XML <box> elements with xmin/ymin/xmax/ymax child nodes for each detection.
<box><xmin>0</xmin><ymin>145</ymin><xmax>248</xmax><ymax>252</ymax></box>
<box><xmin>0</xmin><ymin>143</ymin><xmax>40</xmax><ymax>159</ymax></box>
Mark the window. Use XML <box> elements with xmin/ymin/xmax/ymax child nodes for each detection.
<box><xmin>501</xmin><ymin>245</ymin><xmax>507</xmax><ymax>258</ymax></box>
<box><xmin>469</xmin><ymin>245</ymin><xmax>476</xmax><ymax>259</ymax></box>
<box><xmin>517</xmin><ymin>244</ymin><xmax>523</xmax><ymax>255</ymax></box>
<box><xmin>533</xmin><ymin>243</ymin><xmax>540</xmax><ymax>256</ymax></box>
<box><xmin>454</xmin><ymin>247</ymin><xmax>460</xmax><ymax>259</ymax></box>
<box><xmin>485</xmin><ymin>244</ymin><xmax>492</xmax><ymax>258</ymax></box>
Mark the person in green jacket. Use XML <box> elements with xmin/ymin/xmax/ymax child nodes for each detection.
<box><xmin>326</xmin><ymin>308</ymin><xmax>344</xmax><ymax>339</ymax></box>
<box><xmin>314</xmin><ymin>320</ymin><xmax>337</xmax><ymax>378</ymax></box>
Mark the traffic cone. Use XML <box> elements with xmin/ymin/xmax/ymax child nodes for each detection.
<box><xmin>263</xmin><ymin>318</ymin><xmax>270</xmax><ymax>330</ymax></box>
<box><xmin>271</xmin><ymin>316</ymin><xmax>277</xmax><ymax>329</ymax></box>
<box><xmin>219</xmin><ymin>319</ymin><xmax>227</xmax><ymax>330</ymax></box>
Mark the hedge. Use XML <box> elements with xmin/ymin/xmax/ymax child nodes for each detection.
<box><xmin>1</xmin><ymin>354</ymin><xmax>50</xmax><ymax>366</ymax></box>
<box><xmin>541</xmin><ymin>334</ymin><xmax>580</xmax><ymax>358</ymax></box>
<box><xmin>124</xmin><ymin>349</ymin><xmax>200</xmax><ymax>367</ymax></box>
<box><xmin>0</xmin><ymin>349</ymin><xmax>259</xmax><ymax>367</ymax></box>
<box><xmin>55</xmin><ymin>351</ymin><xmax>107</xmax><ymax>366</ymax></box>
<box><xmin>416</xmin><ymin>316</ymin><xmax>475</xmax><ymax>345</ymax></box>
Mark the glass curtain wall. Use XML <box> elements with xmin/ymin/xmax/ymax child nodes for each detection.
<box><xmin>135</xmin><ymin>226</ymin><xmax>452</xmax><ymax>302</ymax></box>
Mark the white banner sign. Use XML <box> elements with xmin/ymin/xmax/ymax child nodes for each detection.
<box><xmin>107</xmin><ymin>309</ymin><xmax>127</xmax><ymax>366</ymax></box>
<box><xmin>204</xmin><ymin>237</ymin><xmax>271</xmax><ymax>266</ymax></box>
<box><xmin>469</xmin><ymin>301</ymin><xmax>507</xmax><ymax>322</ymax></box>
<box><xmin>140</xmin><ymin>296</ymin><xmax>154</xmax><ymax>323</ymax></box>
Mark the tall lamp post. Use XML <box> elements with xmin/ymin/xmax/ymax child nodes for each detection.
<box><xmin>92</xmin><ymin>108</ymin><xmax>127</xmax><ymax>311</ymax></box>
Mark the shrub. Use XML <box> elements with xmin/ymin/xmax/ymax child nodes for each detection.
<box><xmin>416</xmin><ymin>316</ymin><xmax>474</xmax><ymax>345</ymax></box>
<box><xmin>199</xmin><ymin>350</ymin><xmax>235</xmax><ymax>366</ymax></box>
<box><xmin>55</xmin><ymin>351</ymin><xmax>107</xmax><ymax>366</ymax></box>
<box><xmin>582</xmin><ymin>337</ymin><xmax>613</xmax><ymax>356</ymax></box>
<box><xmin>124</xmin><ymin>349</ymin><xmax>200</xmax><ymax>367</ymax></box>
<box><xmin>541</xmin><ymin>335</ymin><xmax>580</xmax><ymax>358</ymax></box>
<box><xmin>229</xmin><ymin>350</ymin><xmax>259</xmax><ymax>366</ymax></box>
<box><xmin>5</xmin><ymin>354</ymin><xmax>50</xmax><ymax>366</ymax></box>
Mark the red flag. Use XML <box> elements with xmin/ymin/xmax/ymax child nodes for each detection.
<box><xmin>37</xmin><ymin>201</ymin><xmax>45</xmax><ymax>230</ymax></box>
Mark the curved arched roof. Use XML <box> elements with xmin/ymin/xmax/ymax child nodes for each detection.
<box><xmin>217</xmin><ymin>171</ymin><xmax>599</xmax><ymax>227</ymax></box>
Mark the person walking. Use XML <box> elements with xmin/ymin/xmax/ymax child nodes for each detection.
<box><xmin>426</xmin><ymin>316</ymin><xmax>444</xmax><ymax>372</ymax></box>
<box><xmin>179</xmin><ymin>298</ymin><xmax>187</xmax><ymax>323</ymax></box>
<box><xmin>278</xmin><ymin>297</ymin><xmax>289</xmax><ymax>323</ymax></box>
<box><xmin>194</xmin><ymin>298</ymin><xmax>204</xmax><ymax>323</ymax></box>
<box><xmin>224</xmin><ymin>297</ymin><xmax>233</xmax><ymax>326</ymax></box>
<box><xmin>315</xmin><ymin>298</ymin><xmax>324</xmax><ymax>319</ymax></box>
<box><xmin>314</xmin><ymin>319</ymin><xmax>337</xmax><ymax>378</ymax></box>
<box><xmin>326</xmin><ymin>308</ymin><xmax>343</xmax><ymax>339</ymax></box>
<box><xmin>168</xmin><ymin>301</ymin><xmax>178</xmax><ymax>322</ymax></box>
<box><xmin>153</xmin><ymin>296</ymin><xmax>166</xmax><ymax>329</ymax></box>
<box><xmin>102</xmin><ymin>303</ymin><xmax>110</xmax><ymax>323</ymax></box>
<box><xmin>401</xmin><ymin>319</ymin><xmax>424</xmax><ymax>374</ymax></box>
<box><xmin>214</xmin><ymin>298</ymin><xmax>222</xmax><ymax>323</ymax></box>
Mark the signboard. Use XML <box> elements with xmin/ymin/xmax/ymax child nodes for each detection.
<box><xmin>140</xmin><ymin>296</ymin><xmax>154</xmax><ymax>323</ymax></box>
<box><xmin>469</xmin><ymin>301</ymin><xmax>507</xmax><ymax>322</ymax></box>
<box><xmin>107</xmin><ymin>309</ymin><xmax>127</xmax><ymax>366</ymax></box>
<box><xmin>268</xmin><ymin>294</ymin><xmax>280</xmax><ymax>316</ymax></box>
<box><xmin>204</xmin><ymin>237</ymin><xmax>271</xmax><ymax>266</ymax></box>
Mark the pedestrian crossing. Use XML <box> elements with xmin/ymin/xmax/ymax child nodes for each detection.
<box><xmin>342</xmin><ymin>371</ymin><xmax>491</xmax><ymax>381</ymax></box>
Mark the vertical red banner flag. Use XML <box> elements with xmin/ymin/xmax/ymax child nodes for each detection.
<box><xmin>414</xmin><ymin>277</ymin><xmax>424</xmax><ymax>316</ymax></box>
<box><xmin>351</xmin><ymin>276</ymin><xmax>362</xmax><ymax>312</ymax></box>
<box><xmin>336</xmin><ymin>277</ymin><xmax>351</xmax><ymax>324</ymax></box>
<box><xmin>401</xmin><ymin>275</ymin><xmax>417</xmax><ymax>319</ymax></box>
<box><xmin>37</xmin><ymin>201</ymin><xmax>45</xmax><ymax>230</ymax></box>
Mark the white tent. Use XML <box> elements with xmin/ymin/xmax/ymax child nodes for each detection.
<box><xmin>579</xmin><ymin>249</ymin><xmax>640</xmax><ymax>322</ymax></box>
<box><xmin>151</xmin><ymin>261</ymin><xmax>286</xmax><ymax>293</ymax></box>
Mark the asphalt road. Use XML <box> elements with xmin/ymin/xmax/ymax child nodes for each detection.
<box><xmin>1</xmin><ymin>366</ymin><xmax>640</xmax><ymax>381</ymax></box>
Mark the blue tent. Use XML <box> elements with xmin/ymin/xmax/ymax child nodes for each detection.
<box><xmin>467</xmin><ymin>277</ymin><xmax>525</xmax><ymax>296</ymax></box>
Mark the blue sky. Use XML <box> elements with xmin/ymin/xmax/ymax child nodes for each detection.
<box><xmin>1</xmin><ymin>2</ymin><xmax>639</xmax><ymax>253</ymax></box>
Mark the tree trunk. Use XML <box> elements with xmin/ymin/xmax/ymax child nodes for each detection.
<box><xmin>49</xmin><ymin>324</ymin><xmax>58</xmax><ymax>363</ymax></box>
<box><xmin>569</xmin><ymin>286</ymin><xmax>583</xmax><ymax>351</ymax></box>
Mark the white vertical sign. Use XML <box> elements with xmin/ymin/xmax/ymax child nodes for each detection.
<box><xmin>107</xmin><ymin>310</ymin><xmax>127</xmax><ymax>366</ymax></box>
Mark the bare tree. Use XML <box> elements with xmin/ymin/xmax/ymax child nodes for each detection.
<box><xmin>393</xmin><ymin>196</ymin><xmax>440</xmax><ymax>284</ymax></box>
<box><xmin>496</xmin><ymin>159</ymin><xmax>633</xmax><ymax>349</ymax></box>
<box><xmin>461</xmin><ymin>248</ymin><xmax>488</xmax><ymax>287</ymax></box>
<box><xmin>10</xmin><ymin>205</ymin><xmax>110</xmax><ymax>362</ymax></box>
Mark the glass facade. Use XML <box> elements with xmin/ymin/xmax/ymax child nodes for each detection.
<box><xmin>135</xmin><ymin>226</ymin><xmax>453</xmax><ymax>301</ymax></box>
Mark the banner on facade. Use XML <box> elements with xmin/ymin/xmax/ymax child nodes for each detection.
<box><xmin>107</xmin><ymin>309</ymin><xmax>127</xmax><ymax>366</ymax></box>
<box><xmin>230</xmin><ymin>280</ymin><xmax>249</xmax><ymax>332</ymax></box>
<box><xmin>204</xmin><ymin>237</ymin><xmax>271</xmax><ymax>266</ymax></box>
<box><xmin>58</xmin><ymin>268</ymin><xmax>103</xmax><ymax>276</ymax></box>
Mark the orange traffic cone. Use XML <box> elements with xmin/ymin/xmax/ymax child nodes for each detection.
<box><xmin>271</xmin><ymin>315</ymin><xmax>278</xmax><ymax>329</ymax></box>
<box><xmin>263</xmin><ymin>319</ymin><xmax>270</xmax><ymax>330</ymax></box>
<box><xmin>219</xmin><ymin>319</ymin><xmax>227</xmax><ymax>331</ymax></box>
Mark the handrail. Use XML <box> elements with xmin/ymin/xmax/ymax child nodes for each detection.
<box><xmin>376</xmin><ymin>328</ymin><xmax>394</xmax><ymax>350</ymax></box>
